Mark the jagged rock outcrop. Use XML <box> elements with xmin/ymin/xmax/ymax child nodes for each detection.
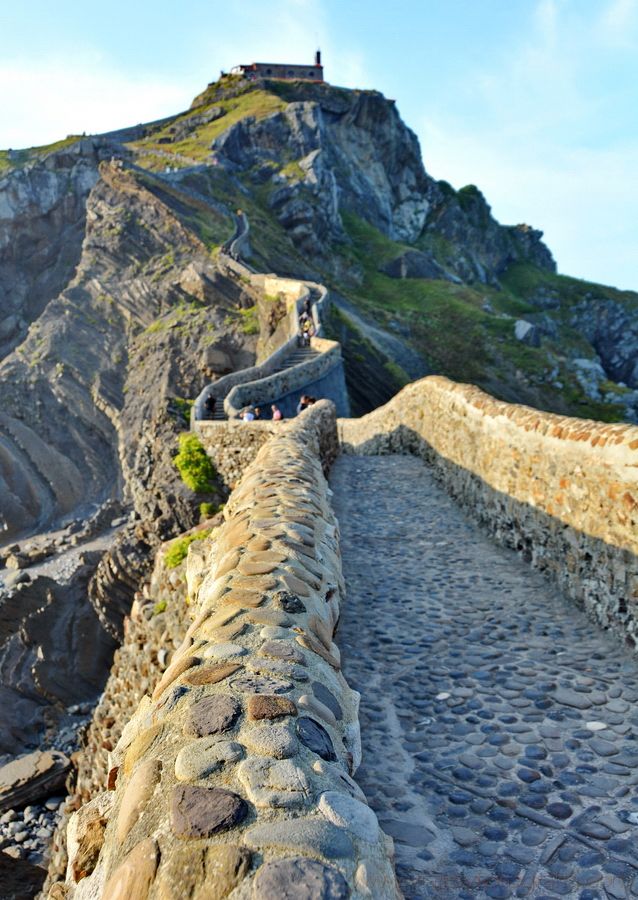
<box><xmin>422</xmin><ymin>182</ymin><xmax>556</xmax><ymax>285</ymax></box>
<box><xmin>571</xmin><ymin>295</ymin><xmax>638</xmax><ymax>388</ymax></box>
<box><xmin>0</xmin><ymin>560</ymin><xmax>115</xmax><ymax>757</ymax></box>
<box><xmin>212</xmin><ymin>87</ymin><xmax>432</xmax><ymax>254</ymax></box>
<box><xmin>0</xmin><ymin>161</ymin><xmax>253</xmax><ymax>542</ymax></box>
<box><xmin>0</xmin><ymin>140</ymin><xmax>113</xmax><ymax>361</ymax></box>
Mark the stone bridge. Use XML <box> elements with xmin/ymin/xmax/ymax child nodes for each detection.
<box><xmin>52</xmin><ymin>230</ymin><xmax>638</xmax><ymax>900</ymax></box>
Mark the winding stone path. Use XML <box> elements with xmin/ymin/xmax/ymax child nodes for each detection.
<box><xmin>331</xmin><ymin>455</ymin><xmax>638</xmax><ymax>900</ymax></box>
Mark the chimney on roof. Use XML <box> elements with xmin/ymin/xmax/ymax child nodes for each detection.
<box><xmin>315</xmin><ymin>49</ymin><xmax>321</xmax><ymax>66</ymax></box>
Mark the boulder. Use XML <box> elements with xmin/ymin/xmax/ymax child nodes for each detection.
<box><xmin>514</xmin><ymin>320</ymin><xmax>541</xmax><ymax>347</ymax></box>
<box><xmin>0</xmin><ymin>751</ymin><xmax>71</xmax><ymax>812</ymax></box>
<box><xmin>201</xmin><ymin>346</ymin><xmax>233</xmax><ymax>375</ymax></box>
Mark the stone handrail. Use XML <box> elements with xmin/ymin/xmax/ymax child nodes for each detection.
<box><xmin>340</xmin><ymin>374</ymin><xmax>638</xmax><ymax>645</ymax></box>
<box><xmin>193</xmin><ymin>238</ymin><xmax>332</xmax><ymax>421</ymax></box>
<box><xmin>225</xmin><ymin>337</ymin><xmax>343</xmax><ymax>419</ymax></box>
<box><xmin>62</xmin><ymin>401</ymin><xmax>399</xmax><ymax>899</ymax></box>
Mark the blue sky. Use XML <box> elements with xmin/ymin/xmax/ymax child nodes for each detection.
<box><xmin>1</xmin><ymin>0</ymin><xmax>636</xmax><ymax>290</ymax></box>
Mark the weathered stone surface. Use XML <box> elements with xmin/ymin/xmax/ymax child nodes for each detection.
<box><xmin>252</xmin><ymin>857</ymin><xmax>350</xmax><ymax>900</ymax></box>
<box><xmin>249</xmin><ymin>657</ymin><xmax>309</xmax><ymax>681</ymax></box>
<box><xmin>296</xmin><ymin>717</ymin><xmax>337</xmax><ymax>761</ymax></box>
<box><xmin>232</xmin><ymin>674</ymin><xmax>293</xmax><ymax>694</ymax></box>
<box><xmin>241</xmin><ymin>724</ymin><xmax>298</xmax><ymax>759</ymax></box>
<box><xmin>116</xmin><ymin>758</ymin><xmax>161</xmax><ymax>841</ymax></box>
<box><xmin>155</xmin><ymin>844</ymin><xmax>251</xmax><ymax>900</ymax></box>
<box><xmin>124</xmin><ymin>725</ymin><xmax>163</xmax><ymax>776</ymax></box>
<box><xmin>170</xmin><ymin>785</ymin><xmax>247</xmax><ymax>838</ymax></box>
<box><xmin>553</xmin><ymin>687</ymin><xmax>592</xmax><ymax>709</ymax></box>
<box><xmin>296</xmin><ymin>633</ymin><xmax>341</xmax><ymax>669</ymax></box>
<box><xmin>175</xmin><ymin>738</ymin><xmax>243</xmax><ymax>782</ymax></box>
<box><xmin>182</xmin><ymin>663</ymin><xmax>242</xmax><ymax>686</ymax></box>
<box><xmin>201</xmin><ymin>619</ymin><xmax>247</xmax><ymax>642</ymax></box>
<box><xmin>311</xmin><ymin>682</ymin><xmax>343</xmax><ymax>721</ymax></box>
<box><xmin>245</xmin><ymin>608</ymin><xmax>292</xmax><ymax>628</ymax></box>
<box><xmin>0</xmin><ymin>750</ymin><xmax>70</xmax><ymax>812</ymax></box>
<box><xmin>244</xmin><ymin>817</ymin><xmax>354</xmax><ymax>858</ymax></box>
<box><xmin>102</xmin><ymin>837</ymin><xmax>158</xmax><ymax>900</ymax></box>
<box><xmin>184</xmin><ymin>696</ymin><xmax>241</xmax><ymax>737</ymax></box>
<box><xmin>272</xmin><ymin>590</ymin><xmax>306</xmax><ymax>614</ymax></box>
<box><xmin>220</xmin><ymin>589</ymin><xmax>265</xmax><ymax>608</ymax></box>
<box><xmin>152</xmin><ymin>655</ymin><xmax>199</xmax><ymax>700</ymax></box>
<box><xmin>201</xmin><ymin>641</ymin><xmax>247</xmax><ymax>660</ymax></box>
<box><xmin>237</xmin><ymin>757</ymin><xmax>310</xmax><ymax>808</ymax></box>
<box><xmin>279</xmin><ymin>573</ymin><xmax>311</xmax><ymax>597</ymax></box>
<box><xmin>248</xmin><ymin>695</ymin><xmax>297</xmax><ymax>721</ymax></box>
<box><xmin>298</xmin><ymin>693</ymin><xmax>338</xmax><ymax>727</ymax></box>
<box><xmin>318</xmin><ymin>790</ymin><xmax>379</xmax><ymax>842</ymax></box>
<box><xmin>259</xmin><ymin>639</ymin><xmax>305</xmax><ymax>664</ymax></box>
<box><xmin>71</xmin><ymin>816</ymin><xmax>108</xmax><ymax>882</ymax></box>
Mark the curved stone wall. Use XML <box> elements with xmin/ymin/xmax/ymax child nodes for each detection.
<box><xmin>341</xmin><ymin>375</ymin><xmax>638</xmax><ymax>645</ymax></box>
<box><xmin>192</xmin><ymin>256</ymin><xmax>333</xmax><ymax>422</ymax></box>
<box><xmin>61</xmin><ymin>402</ymin><xmax>398</xmax><ymax>900</ymax></box>
<box><xmin>225</xmin><ymin>339</ymin><xmax>345</xmax><ymax>418</ymax></box>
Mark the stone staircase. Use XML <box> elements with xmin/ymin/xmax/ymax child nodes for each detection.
<box><xmin>203</xmin><ymin>345</ymin><xmax>322</xmax><ymax>421</ymax></box>
<box><xmin>193</xmin><ymin>218</ymin><xmax>348</xmax><ymax>423</ymax></box>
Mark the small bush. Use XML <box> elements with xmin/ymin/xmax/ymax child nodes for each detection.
<box><xmin>165</xmin><ymin>528</ymin><xmax>214</xmax><ymax>569</ymax></box>
<box><xmin>153</xmin><ymin>599</ymin><xmax>167</xmax><ymax>615</ymax></box>
<box><xmin>173</xmin><ymin>433</ymin><xmax>217</xmax><ymax>493</ymax></box>
<box><xmin>238</xmin><ymin>305</ymin><xmax>259</xmax><ymax>334</ymax></box>
<box><xmin>170</xmin><ymin>397</ymin><xmax>194</xmax><ymax>424</ymax></box>
<box><xmin>199</xmin><ymin>500</ymin><xmax>223</xmax><ymax>520</ymax></box>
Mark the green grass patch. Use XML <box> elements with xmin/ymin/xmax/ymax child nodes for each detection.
<box><xmin>170</xmin><ymin>397</ymin><xmax>194</xmax><ymax>424</ymax></box>
<box><xmin>173</xmin><ymin>434</ymin><xmax>217</xmax><ymax>493</ymax></box>
<box><xmin>0</xmin><ymin>135</ymin><xmax>82</xmax><ymax>176</ymax></box>
<box><xmin>238</xmin><ymin>305</ymin><xmax>259</xmax><ymax>334</ymax></box>
<box><xmin>199</xmin><ymin>500</ymin><xmax>223</xmax><ymax>519</ymax></box>
<box><xmin>165</xmin><ymin>528</ymin><xmax>214</xmax><ymax>569</ymax></box>
<box><xmin>129</xmin><ymin>89</ymin><xmax>286</xmax><ymax>165</ymax></box>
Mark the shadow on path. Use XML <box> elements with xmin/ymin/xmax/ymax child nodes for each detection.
<box><xmin>332</xmin><ymin>455</ymin><xmax>638</xmax><ymax>900</ymax></box>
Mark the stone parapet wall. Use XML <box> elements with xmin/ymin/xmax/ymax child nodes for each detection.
<box><xmin>193</xmin><ymin>259</ymin><xmax>332</xmax><ymax>422</ymax></box>
<box><xmin>42</xmin><ymin>528</ymin><xmax>201</xmax><ymax>894</ymax></box>
<box><xmin>195</xmin><ymin>397</ymin><xmax>341</xmax><ymax>490</ymax></box>
<box><xmin>225</xmin><ymin>339</ymin><xmax>343</xmax><ymax>418</ymax></box>
<box><xmin>195</xmin><ymin>420</ymin><xmax>280</xmax><ymax>490</ymax></box>
<box><xmin>341</xmin><ymin>375</ymin><xmax>638</xmax><ymax>645</ymax></box>
<box><xmin>60</xmin><ymin>402</ymin><xmax>397</xmax><ymax>899</ymax></box>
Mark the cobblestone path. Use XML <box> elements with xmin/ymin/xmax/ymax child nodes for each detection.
<box><xmin>331</xmin><ymin>455</ymin><xmax>638</xmax><ymax>900</ymax></box>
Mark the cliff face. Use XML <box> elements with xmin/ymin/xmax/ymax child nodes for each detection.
<box><xmin>0</xmin><ymin>140</ymin><xmax>108</xmax><ymax>360</ymax></box>
<box><xmin>0</xmin><ymin>161</ymin><xmax>255</xmax><ymax>543</ymax></box>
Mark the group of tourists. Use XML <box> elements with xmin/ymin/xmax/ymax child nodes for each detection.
<box><xmin>239</xmin><ymin>403</ymin><xmax>283</xmax><ymax>422</ymax></box>
<box><xmin>236</xmin><ymin>394</ymin><xmax>318</xmax><ymax>422</ymax></box>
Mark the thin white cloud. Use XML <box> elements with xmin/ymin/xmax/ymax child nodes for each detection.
<box><xmin>600</xmin><ymin>0</ymin><xmax>638</xmax><ymax>45</ymax></box>
<box><xmin>0</xmin><ymin>53</ymin><xmax>192</xmax><ymax>149</ymax></box>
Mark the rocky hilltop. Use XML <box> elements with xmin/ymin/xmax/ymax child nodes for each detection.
<box><xmin>1</xmin><ymin>75</ymin><xmax>638</xmax><ymax>879</ymax></box>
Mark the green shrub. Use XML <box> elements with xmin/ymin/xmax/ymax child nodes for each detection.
<box><xmin>164</xmin><ymin>528</ymin><xmax>214</xmax><ymax>569</ymax></box>
<box><xmin>238</xmin><ymin>305</ymin><xmax>259</xmax><ymax>334</ymax></box>
<box><xmin>153</xmin><ymin>599</ymin><xmax>167</xmax><ymax>615</ymax></box>
<box><xmin>173</xmin><ymin>433</ymin><xmax>217</xmax><ymax>492</ymax></box>
<box><xmin>170</xmin><ymin>397</ymin><xmax>194</xmax><ymax>424</ymax></box>
<box><xmin>199</xmin><ymin>501</ymin><xmax>223</xmax><ymax>519</ymax></box>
